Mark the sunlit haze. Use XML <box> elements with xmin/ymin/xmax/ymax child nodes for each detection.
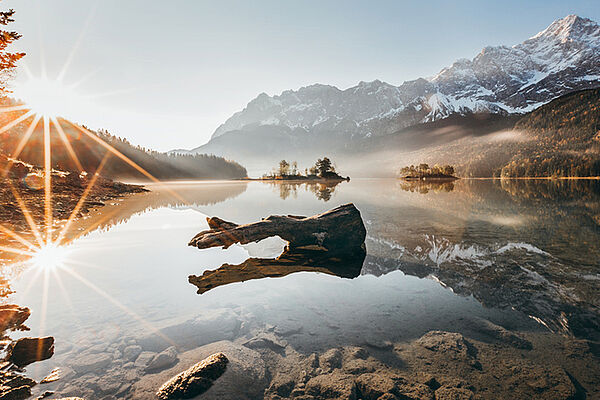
<box><xmin>4</xmin><ymin>0</ymin><xmax>600</xmax><ymax>151</ymax></box>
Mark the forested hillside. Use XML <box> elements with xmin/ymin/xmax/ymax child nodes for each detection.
<box><xmin>0</xmin><ymin>108</ymin><xmax>247</xmax><ymax>180</ymax></box>
<box><xmin>501</xmin><ymin>88</ymin><xmax>600</xmax><ymax>177</ymax></box>
<box><xmin>412</xmin><ymin>88</ymin><xmax>600</xmax><ymax>178</ymax></box>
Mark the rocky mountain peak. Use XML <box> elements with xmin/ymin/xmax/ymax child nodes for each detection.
<box><xmin>531</xmin><ymin>15</ymin><xmax>599</xmax><ymax>44</ymax></box>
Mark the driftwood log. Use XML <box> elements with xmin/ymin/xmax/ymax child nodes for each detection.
<box><xmin>189</xmin><ymin>247</ymin><xmax>365</xmax><ymax>294</ymax></box>
<box><xmin>188</xmin><ymin>203</ymin><xmax>366</xmax><ymax>257</ymax></box>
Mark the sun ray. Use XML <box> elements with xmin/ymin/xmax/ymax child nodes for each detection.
<box><xmin>62</xmin><ymin>258</ymin><xmax>112</xmax><ymax>272</ymax></box>
<box><xmin>37</xmin><ymin>267</ymin><xmax>51</xmax><ymax>338</ymax></box>
<box><xmin>43</xmin><ymin>116</ymin><xmax>52</xmax><ymax>243</ymax></box>
<box><xmin>60</xmin><ymin>208</ymin><xmax>122</xmax><ymax>247</ymax></box>
<box><xmin>56</xmin><ymin>3</ymin><xmax>98</xmax><ymax>82</ymax></box>
<box><xmin>67</xmin><ymin>66</ymin><xmax>103</xmax><ymax>90</ymax></box>
<box><xmin>61</xmin><ymin>266</ymin><xmax>176</xmax><ymax>347</ymax></box>
<box><xmin>0</xmin><ymin>225</ymin><xmax>38</xmax><ymax>251</ymax></box>
<box><xmin>50</xmin><ymin>267</ymin><xmax>83</xmax><ymax>327</ymax></box>
<box><xmin>3</xmin><ymin>113</ymin><xmax>42</xmax><ymax>177</ymax></box>
<box><xmin>19</xmin><ymin>266</ymin><xmax>44</xmax><ymax>299</ymax></box>
<box><xmin>83</xmin><ymin>87</ymin><xmax>145</xmax><ymax>99</ymax></box>
<box><xmin>0</xmin><ymin>105</ymin><xmax>30</xmax><ymax>113</ymax></box>
<box><xmin>0</xmin><ymin>245</ymin><xmax>34</xmax><ymax>256</ymax></box>
<box><xmin>54</xmin><ymin>153</ymin><xmax>110</xmax><ymax>245</ymax></box>
<box><xmin>0</xmin><ymin>110</ymin><xmax>35</xmax><ymax>135</ymax></box>
<box><xmin>7</xmin><ymin>181</ymin><xmax>45</xmax><ymax>247</ymax></box>
<box><xmin>20</xmin><ymin>61</ymin><xmax>34</xmax><ymax>81</ymax></box>
<box><xmin>51</xmin><ymin>117</ymin><xmax>84</xmax><ymax>172</ymax></box>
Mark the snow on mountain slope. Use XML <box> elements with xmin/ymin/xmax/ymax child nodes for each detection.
<box><xmin>199</xmin><ymin>15</ymin><xmax>600</xmax><ymax>150</ymax></box>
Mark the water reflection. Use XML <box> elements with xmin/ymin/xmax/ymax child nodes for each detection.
<box><xmin>362</xmin><ymin>179</ymin><xmax>600</xmax><ymax>340</ymax></box>
<box><xmin>189</xmin><ymin>245</ymin><xmax>365</xmax><ymax>294</ymax></box>
<box><xmin>398</xmin><ymin>179</ymin><xmax>455</xmax><ymax>193</ymax></box>
<box><xmin>269</xmin><ymin>180</ymin><xmax>343</xmax><ymax>201</ymax></box>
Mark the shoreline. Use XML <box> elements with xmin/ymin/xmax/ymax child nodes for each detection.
<box><xmin>0</xmin><ymin>170</ymin><xmax>148</xmax><ymax>266</ymax></box>
<box><xmin>463</xmin><ymin>176</ymin><xmax>600</xmax><ymax>180</ymax></box>
<box><xmin>240</xmin><ymin>177</ymin><xmax>350</xmax><ymax>182</ymax></box>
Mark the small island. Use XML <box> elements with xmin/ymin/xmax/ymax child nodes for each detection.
<box><xmin>399</xmin><ymin>163</ymin><xmax>458</xmax><ymax>181</ymax></box>
<box><xmin>254</xmin><ymin>157</ymin><xmax>350</xmax><ymax>181</ymax></box>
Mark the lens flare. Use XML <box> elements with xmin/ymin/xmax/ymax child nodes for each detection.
<box><xmin>29</xmin><ymin>243</ymin><xmax>69</xmax><ymax>270</ymax></box>
<box><xmin>14</xmin><ymin>77</ymin><xmax>82</xmax><ymax>118</ymax></box>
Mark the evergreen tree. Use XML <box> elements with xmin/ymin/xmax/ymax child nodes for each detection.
<box><xmin>0</xmin><ymin>5</ymin><xmax>24</xmax><ymax>94</ymax></box>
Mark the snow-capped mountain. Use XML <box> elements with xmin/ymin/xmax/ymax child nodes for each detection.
<box><xmin>200</xmin><ymin>15</ymin><xmax>599</xmax><ymax>146</ymax></box>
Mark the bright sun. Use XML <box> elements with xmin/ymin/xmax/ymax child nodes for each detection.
<box><xmin>14</xmin><ymin>77</ymin><xmax>83</xmax><ymax>118</ymax></box>
<box><xmin>29</xmin><ymin>243</ymin><xmax>69</xmax><ymax>270</ymax></box>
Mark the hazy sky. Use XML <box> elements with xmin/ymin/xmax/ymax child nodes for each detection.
<box><xmin>3</xmin><ymin>0</ymin><xmax>600</xmax><ymax>151</ymax></box>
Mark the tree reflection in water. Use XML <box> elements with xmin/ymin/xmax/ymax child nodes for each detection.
<box><xmin>270</xmin><ymin>180</ymin><xmax>343</xmax><ymax>201</ymax></box>
<box><xmin>398</xmin><ymin>179</ymin><xmax>455</xmax><ymax>194</ymax></box>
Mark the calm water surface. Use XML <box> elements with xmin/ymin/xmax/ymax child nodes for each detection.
<box><xmin>4</xmin><ymin>179</ymin><xmax>600</xmax><ymax>396</ymax></box>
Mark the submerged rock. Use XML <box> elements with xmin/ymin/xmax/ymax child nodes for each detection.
<box><xmin>416</xmin><ymin>331</ymin><xmax>474</xmax><ymax>360</ymax></box>
<box><xmin>40</xmin><ymin>368</ymin><xmax>61</xmax><ymax>384</ymax></box>
<box><xmin>435</xmin><ymin>386</ymin><xmax>474</xmax><ymax>400</ymax></box>
<box><xmin>6</xmin><ymin>336</ymin><xmax>54</xmax><ymax>367</ymax></box>
<box><xmin>0</xmin><ymin>372</ymin><xmax>37</xmax><ymax>400</ymax></box>
<box><xmin>146</xmin><ymin>346</ymin><xmax>178</xmax><ymax>372</ymax></box>
<box><xmin>156</xmin><ymin>352</ymin><xmax>229</xmax><ymax>400</ymax></box>
<box><xmin>305</xmin><ymin>372</ymin><xmax>358</xmax><ymax>400</ymax></box>
<box><xmin>122</xmin><ymin>345</ymin><xmax>142</xmax><ymax>361</ymax></box>
<box><xmin>0</xmin><ymin>305</ymin><xmax>30</xmax><ymax>332</ymax></box>
<box><xmin>467</xmin><ymin>317</ymin><xmax>533</xmax><ymax>349</ymax></box>
<box><xmin>70</xmin><ymin>352</ymin><xmax>112</xmax><ymax>374</ymax></box>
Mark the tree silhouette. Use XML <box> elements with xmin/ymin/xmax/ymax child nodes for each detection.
<box><xmin>315</xmin><ymin>157</ymin><xmax>335</xmax><ymax>177</ymax></box>
<box><xmin>278</xmin><ymin>160</ymin><xmax>290</xmax><ymax>176</ymax></box>
<box><xmin>0</xmin><ymin>6</ymin><xmax>24</xmax><ymax>94</ymax></box>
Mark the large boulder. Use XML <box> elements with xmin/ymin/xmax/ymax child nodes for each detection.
<box><xmin>6</xmin><ymin>337</ymin><xmax>54</xmax><ymax>367</ymax></box>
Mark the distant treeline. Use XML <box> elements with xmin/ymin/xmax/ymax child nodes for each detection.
<box><xmin>0</xmin><ymin>109</ymin><xmax>247</xmax><ymax>180</ymax></box>
<box><xmin>400</xmin><ymin>163</ymin><xmax>455</xmax><ymax>178</ymax></box>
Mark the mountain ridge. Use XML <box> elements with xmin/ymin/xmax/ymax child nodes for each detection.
<box><xmin>192</xmin><ymin>14</ymin><xmax>599</xmax><ymax>155</ymax></box>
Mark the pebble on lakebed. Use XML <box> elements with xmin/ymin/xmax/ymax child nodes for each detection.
<box><xmin>156</xmin><ymin>352</ymin><xmax>229</xmax><ymax>400</ymax></box>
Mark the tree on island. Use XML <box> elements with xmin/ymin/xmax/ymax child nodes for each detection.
<box><xmin>314</xmin><ymin>157</ymin><xmax>336</xmax><ymax>177</ymax></box>
<box><xmin>400</xmin><ymin>163</ymin><xmax>456</xmax><ymax>179</ymax></box>
<box><xmin>278</xmin><ymin>159</ymin><xmax>290</xmax><ymax>176</ymax></box>
<box><xmin>265</xmin><ymin>157</ymin><xmax>346</xmax><ymax>180</ymax></box>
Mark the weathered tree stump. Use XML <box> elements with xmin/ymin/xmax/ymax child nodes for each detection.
<box><xmin>188</xmin><ymin>203</ymin><xmax>366</xmax><ymax>257</ymax></box>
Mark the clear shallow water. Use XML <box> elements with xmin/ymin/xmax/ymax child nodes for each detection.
<box><xmin>4</xmin><ymin>179</ymin><xmax>600</xmax><ymax>397</ymax></box>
